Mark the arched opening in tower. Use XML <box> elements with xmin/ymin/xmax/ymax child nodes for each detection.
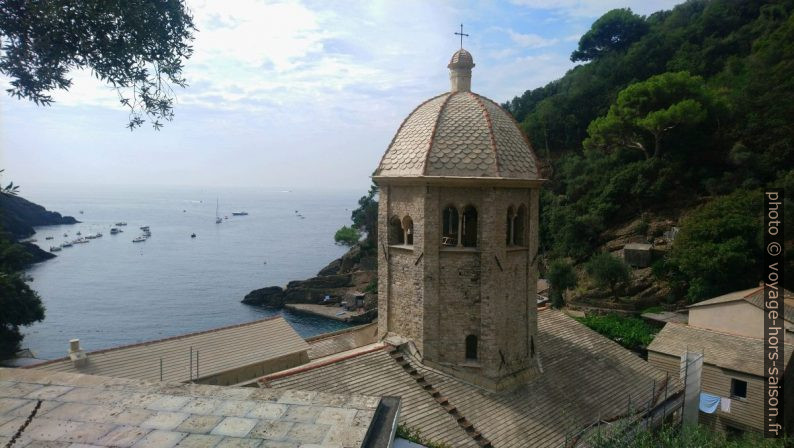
<box><xmin>402</xmin><ymin>215</ymin><xmax>414</xmax><ymax>245</ymax></box>
<box><xmin>506</xmin><ymin>206</ymin><xmax>515</xmax><ymax>246</ymax></box>
<box><xmin>515</xmin><ymin>204</ymin><xmax>527</xmax><ymax>246</ymax></box>
<box><xmin>465</xmin><ymin>334</ymin><xmax>478</xmax><ymax>360</ymax></box>
<box><xmin>441</xmin><ymin>206</ymin><xmax>459</xmax><ymax>246</ymax></box>
<box><xmin>462</xmin><ymin>206</ymin><xmax>478</xmax><ymax>247</ymax></box>
<box><xmin>389</xmin><ymin>216</ymin><xmax>404</xmax><ymax>245</ymax></box>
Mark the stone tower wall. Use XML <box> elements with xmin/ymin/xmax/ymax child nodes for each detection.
<box><xmin>378</xmin><ymin>183</ymin><xmax>540</xmax><ymax>390</ymax></box>
<box><xmin>378</xmin><ymin>185</ymin><xmax>426</xmax><ymax>352</ymax></box>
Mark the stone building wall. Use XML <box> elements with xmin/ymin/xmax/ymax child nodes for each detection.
<box><xmin>379</xmin><ymin>182</ymin><xmax>541</xmax><ymax>390</ymax></box>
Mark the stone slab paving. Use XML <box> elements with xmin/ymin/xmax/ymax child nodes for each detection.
<box><xmin>0</xmin><ymin>368</ymin><xmax>381</xmax><ymax>447</ymax></box>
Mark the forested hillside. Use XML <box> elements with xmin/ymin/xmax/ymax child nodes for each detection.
<box><xmin>503</xmin><ymin>0</ymin><xmax>793</xmax><ymax>302</ymax></box>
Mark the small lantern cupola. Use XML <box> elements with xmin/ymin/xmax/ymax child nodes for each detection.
<box><xmin>448</xmin><ymin>49</ymin><xmax>475</xmax><ymax>93</ymax></box>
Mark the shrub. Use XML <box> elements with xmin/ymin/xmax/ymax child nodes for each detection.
<box><xmin>395</xmin><ymin>424</ymin><xmax>450</xmax><ymax>448</ymax></box>
<box><xmin>666</xmin><ymin>189</ymin><xmax>763</xmax><ymax>302</ymax></box>
<box><xmin>547</xmin><ymin>259</ymin><xmax>577</xmax><ymax>308</ymax></box>
<box><xmin>575</xmin><ymin>313</ymin><xmax>656</xmax><ymax>350</ymax></box>
<box><xmin>585</xmin><ymin>252</ymin><xmax>630</xmax><ymax>299</ymax></box>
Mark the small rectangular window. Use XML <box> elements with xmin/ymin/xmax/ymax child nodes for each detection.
<box><xmin>731</xmin><ymin>379</ymin><xmax>747</xmax><ymax>398</ymax></box>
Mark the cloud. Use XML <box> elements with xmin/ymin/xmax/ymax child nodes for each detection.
<box><xmin>503</xmin><ymin>29</ymin><xmax>559</xmax><ymax>48</ymax></box>
<box><xmin>508</xmin><ymin>0</ymin><xmax>682</xmax><ymax>18</ymax></box>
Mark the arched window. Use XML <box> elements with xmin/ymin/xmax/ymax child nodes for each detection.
<box><xmin>389</xmin><ymin>216</ymin><xmax>404</xmax><ymax>245</ymax></box>
<box><xmin>402</xmin><ymin>216</ymin><xmax>414</xmax><ymax>245</ymax></box>
<box><xmin>465</xmin><ymin>335</ymin><xmax>478</xmax><ymax>360</ymax></box>
<box><xmin>462</xmin><ymin>206</ymin><xmax>477</xmax><ymax>247</ymax></box>
<box><xmin>441</xmin><ymin>206</ymin><xmax>458</xmax><ymax>246</ymax></box>
<box><xmin>506</xmin><ymin>206</ymin><xmax>515</xmax><ymax>246</ymax></box>
<box><xmin>514</xmin><ymin>205</ymin><xmax>527</xmax><ymax>246</ymax></box>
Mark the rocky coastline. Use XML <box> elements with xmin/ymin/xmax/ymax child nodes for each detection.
<box><xmin>1</xmin><ymin>193</ymin><xmax>79</xmax><ymax>264</ymax></box>
<box><xmin>242</xmin><ymin>244</ymin><xmax>378</xmax><ymax>324</ymax></box>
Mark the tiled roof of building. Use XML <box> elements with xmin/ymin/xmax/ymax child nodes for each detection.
<box><xmin>0</xmin><ymin>367</ymin><xmax>385</xmax><ymax>447</ymax></box>
<box><xmin>374</xmin><ymin>92</ymin><xmax>540</xmax><ymax>180</ymax></box>
<box><xmin>28</xmin><ymin>316</ymin><xmax>309</xmax><ymax>383</ymax></box>
<box><xmin>261</xmin><ymin>310</ymin><xmax>669</xmax><ymax>448</ymax></box>
<box><xmin>688</xmin><ymin>286</ymin><xmax>794</xmax><ymax>322</ymax></box>
<box><xmin>647</xmin><ymin>323</ymin><xmax>794</xmax><ymax>376</ymax></box>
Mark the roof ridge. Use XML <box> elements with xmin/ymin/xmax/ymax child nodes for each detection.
<box><xmin>471</xmin><ymin>93</ymin><xmax>500</xmax><ymax>177</ymax></box>
<box><xmin>423</xmin><ymin>92</ymin><xmax>455</xmax><ymax>175</ymax></box>
<box><xmin>662</xmin><ymin>322</ymin><xmax>766</xmax><ymax>342</ymax></box>
<box><xmin>26</xmin><ymin>314</ymin><xmax>286</xmax><ymax>368</ymax></box>
<box><xmin>375</xmin><ymin>92</ymin><xmax>448</xmax><ymax>177</ymax></box>
<box><xmin>258</xmin><ymin>343</ymin><xmax>386</xmax><ymax>383</ymax></box>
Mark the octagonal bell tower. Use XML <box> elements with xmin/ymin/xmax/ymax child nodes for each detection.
<box><xmin>372</xmin><ymin>48</ymin><xmax>545</xmax><ymax>391</ymax></box>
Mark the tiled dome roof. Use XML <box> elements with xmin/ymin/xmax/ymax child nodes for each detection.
<box><xmin>449</xmin><ymin>48</ymin><xmax>474</xmax><ymax>67</ymax></box>
<box><xmin>374</xmin><ymin>91</ymin><xmax>541</xmax><ymax>180</ymax></box>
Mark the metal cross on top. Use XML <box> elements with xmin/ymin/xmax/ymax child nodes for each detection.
<box><xmin>454</xmin><ymin>24</ymin><xmax>469</xmax><ymax>49</ymax></box>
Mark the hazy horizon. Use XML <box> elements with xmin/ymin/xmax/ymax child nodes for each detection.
<box><xmin>1</xmin><ymin>0</ymin><xmax>680</xmax><ymax>193</ymax></box>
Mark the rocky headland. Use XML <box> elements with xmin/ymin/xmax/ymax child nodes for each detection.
<box><xmin>242</xmin><ymin>244</ymin><xmax>378</xmax><ymax>324</ymax></box>
<box><xmin>0</xmin><ymin>193</ymin><xmax>79</xmax><ymax>263</ymax></box>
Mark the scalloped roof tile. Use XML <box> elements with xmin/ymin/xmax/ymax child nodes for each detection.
<box><xmin>375</xmin><ymin>92</ymin><xmax>540</xmax><ymax>180</ymax></box>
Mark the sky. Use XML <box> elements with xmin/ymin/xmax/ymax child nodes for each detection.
<box><xmin>0</xmin><ymin>0</ymin><xmax>682</xmax><ymax>193</ymax></box>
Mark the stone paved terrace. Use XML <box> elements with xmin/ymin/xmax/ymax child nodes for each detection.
<box><xmin>0</xmin><ymin>367</ymin><xmax>388</xmax><ymax>447</ymax></box>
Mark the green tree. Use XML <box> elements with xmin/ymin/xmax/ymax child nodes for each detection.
<box><xmin>547</xmin><ymin>259</ymin><xmax>577</xmax><ymax>308</ymax></box>
<box><xmin>350</xmin><ymin>183</ymin><xmax>379</xmax><ymax>247</ymax></box>
<box><xmin>667</xmin><ymin>189</ymin><xmax>763</xmax><ymax>302</ymax></box>
<box><xmin>571</xmin><ymin>8</ymin><xmax>648</xmax><ymax>62</ymax></box>
<box><xmin>0</xmin><ymin>170</ymin><xmax>19</xmax><ymax>195</ymax></box>
<box><xmin>584</xmin><ymin>71</ymin><xmax>712</xmax><ymax>159</ymax></box>
<box><xmin>334</xmin><ymin>226</ymin><xmax>361</xmax><ymax>247</ymax></box>
<box><xmin>0</xmin><ymin>233</ymin><xmax>45</xmax><ymax>360</ymax></box>
<box><xmin>585</xmin><ymin>252</ymin><xmax>630</xmax><ymax>300</ymax></box>
<box><xmin>0</xmin><ymin>0</ymin><xmax>196</xmax><ymax>130</ymax></box>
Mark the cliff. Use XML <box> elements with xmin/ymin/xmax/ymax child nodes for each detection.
<box><xmin>0</xmin><ymin>194</ymin><xmax>78</xmax><ymax>240</ymax></box>
<box><xmin>242</xmin><ymin>244</ymin><xmax>378</xmax><ymax>319</ymax></box>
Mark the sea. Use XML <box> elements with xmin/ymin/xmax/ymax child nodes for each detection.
<box><xmin>21</xmin><ymin>184</ymin><xmax>359</xmax><ymax>360</ymax></box>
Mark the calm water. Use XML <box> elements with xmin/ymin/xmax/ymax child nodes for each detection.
<box><xmin>22</xmin><ymin>185</ymin><xmax>358</xmax><ymax>360</ymax></box>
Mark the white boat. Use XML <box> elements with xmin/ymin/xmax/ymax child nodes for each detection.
<box><xmin>110</xmin><ymin>228</ymin><xmax>121</xmax><ymax>235</ymax></box>
<box><xmin>215</xmin><ymin>199</ymin><xmax>222</xmax><ymax>224</ymax></box>
<box><xmin>50</xmin><ymin>246</ymin><xmax>61</xmax><ymax>252</ymax></box>
<box><xmin>76</xmin><ymin>231</ymin><xmax>82</xmax><ymax>236</ymax></box>
<box><xmin>45</xmin><ymin>236</ymin><xmax>54</xmax><ymax>240</ymax></box>
<box><xmin>132</xmin><ymin>236</ymin><xmax>147</xmax><ymax>243</ymax></box>
<box><xmin>140</xmin><ymin>226</ymin><xmax>150</xmax><ymax>231</ymax></box>
<box><xmin>232</xmin><ymin>211</ymin><xmax>248</xmax><ymax>216</ymax></box>
<box><xmin>115</xmin><ymin>222</ymin><xmax>127</xmax><ymax>226</ymax></box>
<box><xmin>73</xmin><ymin>238</ymin><xmax>89</xmax><ymax>244</ymax></box>
<box><xmin>95</xmin><ymin>232</ymin><xmax>103</xmax><ymax>238</ymax></box>
<box><xmin>61</xmin><ymin>242</ymin><xmax>73</xmax><ymax>248</ymax></box>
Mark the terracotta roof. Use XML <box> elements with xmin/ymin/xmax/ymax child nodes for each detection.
<box><xmin>28</xmin><ymin>316</ymin><xmax>309</xmax><ymax>383</ymax></box>
<box><xmin>261</xmin><ymin>310</ymin><xmax>669</xmax><ymax>448</ymax></box>
<box><xmin>375</xmin><ymin>91</ymin><xmax>540</xmax><ymax>180</ymax></box>
<box><xmin>647</xmin><ymin>322</ymin><xmax>794</xmax><ymax>376</ymax></box>
<box><xmin>688</xmin><ymin>287</ymin><xmax>794</xmax><ymax>322</ymax></box>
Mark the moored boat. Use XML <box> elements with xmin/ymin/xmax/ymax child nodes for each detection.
<box><xmin>50</xmin><ymin>246</ymin><xmax>61</xmax><ymax>252</ymax></box>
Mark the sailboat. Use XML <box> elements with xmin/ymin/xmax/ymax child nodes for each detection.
<box><xmin>215</xmin><ymin>198</ymin><xmax>222</xmax><ymax>224</ymax></box>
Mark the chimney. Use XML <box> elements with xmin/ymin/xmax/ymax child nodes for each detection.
<box><xmin>68</xmin><ymin>338</ymin><xmax>87</xmax><ymax>368</ymax></box>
